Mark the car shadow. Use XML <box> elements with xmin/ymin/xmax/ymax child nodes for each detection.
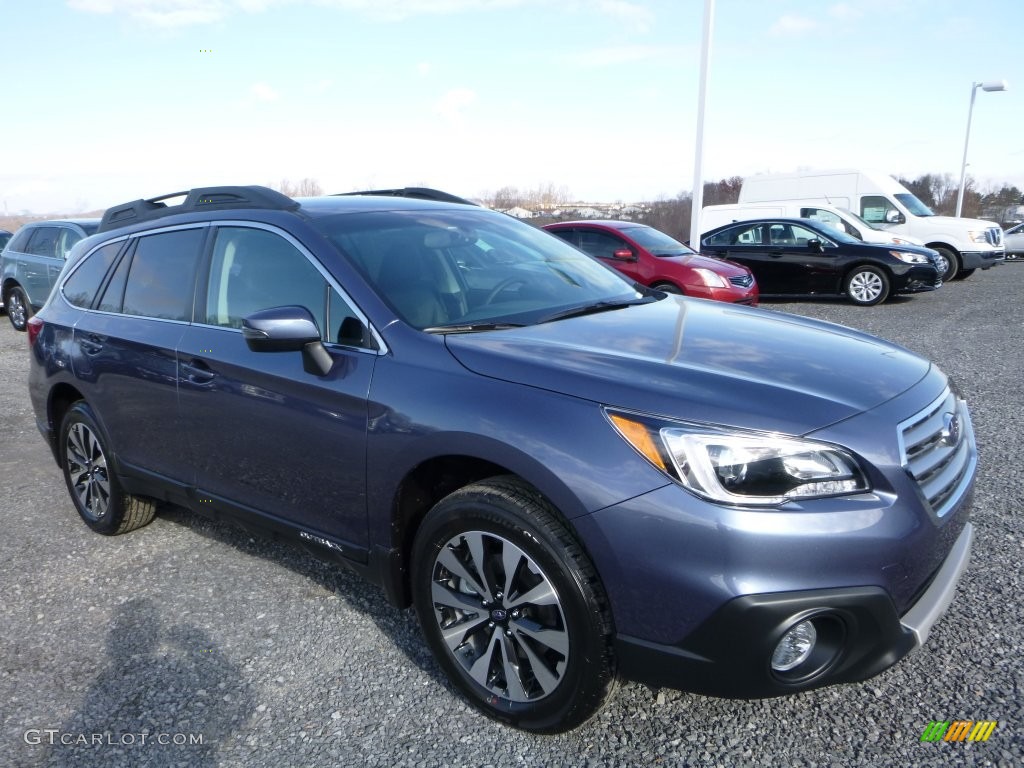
<box><xmin>45</xmin><ymin>596</ymin><xmax>254</xmax><ymax>766</ymax></box>
<box><xmin>154</xmin><ymin>503</ymin><xmax>448</xmax><ymax>687</ymax></box>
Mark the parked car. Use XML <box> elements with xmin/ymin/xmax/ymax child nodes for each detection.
<box><xmin>543</xmin><ymin>220</ymin><xmax>758</xmax><ymax>305</ymax></box>
<box><xmin>29</xmin><ymin>186</ymin><xmax>976</xmax><ymax>733</ymax></box>
<box><xmin>1</xmin><ymin>218</ymin><xmax>99</xmax><ymax>330</ymax></box>
<box><xmin>700</xmin><ymin>218</ymin><xmax>943</xmax><ymax>306</ymax></box>
<box><xmin>1004</xmin><ymin>222</ymin><xmax>1024</xmax><ymax>261</ymax></box>
<box><xmin>738</xmin><ymin>169</ymin><xmax>1004</xmax><ymax>281</ymax></box>
<box><xmin>0</xmin><ymin>229</ymin><xmax>12</xmax><ymax>250</ymax></box>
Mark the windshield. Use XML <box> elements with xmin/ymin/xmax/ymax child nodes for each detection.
<box><xmin>894</xmin><ymin>193</ymin><xmax>934</xmax><ymax>217</ymax></box>
<box><xmin>620</xmin><ymin>226</ymin><xmax>694</xmax><ymax>256</ymax></box>
<box><xmin>312</xmin><ymin>209</ymin><xmax>643</xmax><ymax>330</ymax></box>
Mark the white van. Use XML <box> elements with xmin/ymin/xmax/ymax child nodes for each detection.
<box><xmin>738</xmin><ymin>169</ymin><xmax>1005</xmax><ymax>280</ymax></box>
<box><xmin>700</xmin><ymin>202</ymin><xmax>926</xmax><ymax>246</ymax></box>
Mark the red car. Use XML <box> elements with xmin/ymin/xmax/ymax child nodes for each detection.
<box><xmin>544</xmin><ymin>220</ymin><xmax>758</xmax><ymax>305</ymax></box>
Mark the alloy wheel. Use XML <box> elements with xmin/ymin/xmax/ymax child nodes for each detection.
<box><xmin>849</xmin><ymin>271</ymin><xmax>884</xmax><ymax>303</ymax></box>
<box><xmin>65</xmin><ymin>422</ymin><xmax>111</xmax><ymax>521</ymax></box>
<box><xmin>8</xmin><ymin>291</ymin><xmax>26</xmax><ymax>330</ymax></box>
<box><xmin>429</xmin><ymin>530</ymin><xmax>570</xmax><ymax>703</ymax></box>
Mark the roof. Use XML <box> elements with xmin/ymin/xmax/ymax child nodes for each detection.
<box><xmin>544</xmin><ymin>220</ymin><xmax>649</xmax><ymax>230</ymax></box>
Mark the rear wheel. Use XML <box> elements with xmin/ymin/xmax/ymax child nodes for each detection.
<box><xmin>6</xmin><ymin>286</ymin><xmax>30</xmax><ymax>331</ymax></box>
<box><xmin>411</xmin><ymin>476</ymin><xmax>615</xmax><ymax>733</ymax></box>
<box><xmin>59</xmin><ymin>402</ymin><xmax>156</xmax><ymax>535</ymax></box>
<box><xmin>844</xmin><ymin>266</ymin><xmax>890</xmax><ymax>306</ymax></box>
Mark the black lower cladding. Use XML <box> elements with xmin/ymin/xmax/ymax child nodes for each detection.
<box><xmin>615</xmin><ymin>586</ymin><xmax>917</xmax><ymax>698</ymax></box>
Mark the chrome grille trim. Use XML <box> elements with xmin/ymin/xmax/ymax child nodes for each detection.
<box><xmin>897</xmin><ymin>388</ymin><xmax>977</xmax><ymax>518</ymax></box>
<box><xmin>728</xmin><ymin>275</ymin><xmax>754</xmax><ymax>288</ymax></box>
<box><xmin>987</xmin><ymin>227</ymin><xmax>1003</xmax><ymax>246</ymax></box>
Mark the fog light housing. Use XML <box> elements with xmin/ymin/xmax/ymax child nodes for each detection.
<box><xmin>771</xmin><ymin>620</ymin><xmax>817</xmax><ymax>672</ymax></box>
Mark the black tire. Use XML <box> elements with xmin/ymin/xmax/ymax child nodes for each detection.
<box><xmin>844</xmin><ymin>265</ymin><xmax>890</xmax><ymax>306</ymax></box>
<box><xmin>6</xmin><ymin>285</ymin><xmax>31</xmax><ymax>331</ymax></box>
<box><xmin>652</xmin><ymin>281</ymin><xmax>682</xmax><ymax>295</ymax></box>
<box><xmin>932</xmin><ymin>246</ymin><xmax>959</xmax><ymax>282</ymax></box>
<box><xmin>411</xmin><ymin>476</ymin><xmax>616</xmax><ymax>733</ymax></box>
<box><xmin>951</xmin><ymin>268</ymin><xmax>976</xmax><ymax>281</ymax></box>
<box><xmin>59</xmin><ymin>402</ymin><xmax>157</xmax><ymax>535</ymax></box>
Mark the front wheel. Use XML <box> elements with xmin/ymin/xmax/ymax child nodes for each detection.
<box><xmin>411</xmin><ymin>476</ymin><xmax>615</xmax><ymax>733</ymax></box>
<box><xmin>59</xmin><ymin>402</ymin><xmax>157</xmax><ymax>535</ymax></box>
<box><xmin>845</xmin><ymin>266</ymin><xmax>890</xmax><ymax>306</ymax></box>
<box><xmin>6</xmin><ymin>286</ymin><xmax>31</xmax><ymax>331</ymax></box>
<box><xmin>652</xmin><ymin>281</ymin><xmax>682</xmax><ymax>295</ymax></box>
<box><xmin>932</xmin><ymin>247</ymin><xmax>959</xmax><ymax>282</ymax></box>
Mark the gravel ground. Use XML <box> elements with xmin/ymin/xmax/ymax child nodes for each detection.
<box><xmin>1</xmin><ymin>266</ymin><xmax>1022</xmax><ymax>767</ymax></box>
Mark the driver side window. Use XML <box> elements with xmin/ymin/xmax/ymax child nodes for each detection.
<box><xmin>860</xmin><ymin>195</ymin><xmax>898</xmax><ymax>224</ymax></box>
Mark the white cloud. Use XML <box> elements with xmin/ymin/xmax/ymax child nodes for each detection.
<box><xmin>828</xmin><ymin>3</ymin><xmax>863</xmax><ymax>22</ymax></box>
<box><xmin>769</xmin><ymin>14</ymin><xmax>818</xmax><ymax>37</ymax></box>
<box><xmin>564</xmin><ymin>44</ymin><xmax>682</xmax><ymax>70</ymax></box>
<box><xmin>250</xmin><ymin>82</ymin><xmax>281</xmax><ymax>101</ymax></box>
<box><xmin>433</xmin><ymin>88</ymin><xmax>476</xmax><ymax>127</ymax></box>
<box><xmin>68</xmin><ymin>0</ymin><xmax>230</xmax><ymax>26</ymax></box>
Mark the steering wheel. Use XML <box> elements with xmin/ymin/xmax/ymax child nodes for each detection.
<box><xmin>485</xmin><ymin>277</ymin><xmax>528</xmax><ymax>305</ymax></box>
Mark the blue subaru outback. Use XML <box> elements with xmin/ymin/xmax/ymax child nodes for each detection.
<box><xmin>27</xmin><ymin>186</ymin><xmax>976</xmax><ymax>732</ymax></box>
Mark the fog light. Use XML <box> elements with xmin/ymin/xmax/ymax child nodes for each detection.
<box><xmin>771</xmin><ymin>620</ymin><xmax>817</xmax><ymax>672</ymax></box>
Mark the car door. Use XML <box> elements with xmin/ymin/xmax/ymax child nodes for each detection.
<box><xmin>72</xmin><ymin>227</ymin><xmax>206</xmax><ymax>486</ymax></box>
<box><xmin>176</xmin><ymin>223</ymin><xmax>376</xmax><ymax>552</ymax></box>
<box><xmin>577</xmin><ymin>228</ymin><xmax>642</xmax><ymax>282</ymax></box>
<box><xmin>705</xmin><ymin>223</ymin><xmax>783</xmax><ymax>292</ymax></box>
<box><xmin>21</xmin><ymin>226</ymin><xmax>62</xmax><ymax>307</ymax></box>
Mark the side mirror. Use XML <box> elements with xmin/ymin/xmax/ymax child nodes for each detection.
<box><xmin>612</xmin><ymin>248</ymin><xmax>636</xmax><ymax>261</ymax></box>
<box><xmin>885</xmin><ymin>209</ymin><xmax>905</xmax><ymax>224</ymax></box>
<box><xmin>242</xmin><ymin>305</ymin><xmax>333</xmax><ymax>375</ymax></box>
<box><xmin>807</xmin><ymin>239</ymin><xmax>825</xmax><ymax>253</ymax></box>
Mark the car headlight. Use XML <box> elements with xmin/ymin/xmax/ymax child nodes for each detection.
<box><xmin>967</xmin><ymin>230</ymin><xmax>989</xmax><ymax>243</ymax></box>
<box><xmin>889</xmin><ymin>250</ymin><xmax>931</xmax><ymax>264</ymax></box>
<box><xmin>691</xmin><ymin>267</ymin><xmax>727</xmax><ymax>288</ymax></box>
<box><xmin>607</xmin><ymin>411</ymin><xmax>869</xmax><ymax>506</ymax></box>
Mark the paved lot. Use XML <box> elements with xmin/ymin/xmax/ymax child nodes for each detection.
<box><xmin>1</xmin><ymin>266</ymin><xmax>1022</xmax><ymax>767</ymax></box>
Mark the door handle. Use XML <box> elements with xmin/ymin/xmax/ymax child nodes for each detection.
<box><xmin>181</xmin><ymin>359</ymin><xmax>217</xmax><ymax>384</ymax></box>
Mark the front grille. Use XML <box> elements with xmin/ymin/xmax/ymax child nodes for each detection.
<box><xmin>897</xmin><ymin>388</ymin><xmax>977</xmax><ymax>518</ymax></box>
<box><xmin>987</xmin><ymin>227</ymin><xmax>1003</xmax><ymax>246</ymax></box>
<box><xmin>728</xmin><ymin>274</ymin><xmax>754</xmax><ymax>288</ymax></box>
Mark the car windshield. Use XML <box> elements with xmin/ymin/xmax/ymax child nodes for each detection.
<box><xmin>620</xmin><ymin>226</ymin><xmax>694</xmax><ymax>256</ymax></box>
<box><xmin>894</xmin><ymin>193</ymin><xmax>934</xmax><ymax>217</ymax></box>
<box><xmin>312</xmin><ymin>209</ymin><xmax>646</xmax><ymax>330</ymax></box>
<box><xmin>813</xmin><ymin>223</ymin><xmax>860</xmax><ymax>245</ymax></box>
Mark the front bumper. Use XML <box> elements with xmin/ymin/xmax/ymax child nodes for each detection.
<box><xmin>615</xmin><ymin>523</ymin><xmax>973</xmax><ymax>698</ymax></box>
<box><xmin>961</xmin><ymin>249</ymin><xmax>1004</xmax><ymax>270</ymax></box>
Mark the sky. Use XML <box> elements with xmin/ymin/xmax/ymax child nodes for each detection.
<box><xmin>2</xmin><ymin>0</ymin><xmax>1022</xmax><ymax>214</ymax></box>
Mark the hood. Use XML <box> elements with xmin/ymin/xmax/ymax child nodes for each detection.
<box><xmin>445</xmin><ymin>297</ymin><xmax>930</xmax><ymax>435</ymax></box>
<box><xmin>662</xmin><ymin>252</ymin><xmax>750</xmax><ymax>276</ymax></box>
<box><xmin>912</xmin><ymin>215</ymin><xmax>1002</xmax><ymax>245</ymax></box>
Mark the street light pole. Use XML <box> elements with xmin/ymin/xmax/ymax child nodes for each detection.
<box><xmin>689</xmin><ymin>0</ymin><xmax>715</xmax><ymax>250</ymax></box>
<box><xmin>956</xmin><ymin>79</ymin><xmax>1008</xmax><ymax>218</ymax></box>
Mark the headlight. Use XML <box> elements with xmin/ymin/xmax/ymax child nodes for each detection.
<box><xmin>967</xmin><ymin>230</ymin><xmax>989</xmax><ymax>243</ymax></box>
<box><xmin>608</xmin><ymin>411</ymin><xmax>869</xmax><ymax>506</ymax></box>
<box><xmin>889</xmin><ymin>250</ymin><xmax>931</xmax><ymax>264</ymax></box>
<box><xmin>691</xmin><ymin>267</ymin><xmax>727</xmax><ymax>288</ymax></box>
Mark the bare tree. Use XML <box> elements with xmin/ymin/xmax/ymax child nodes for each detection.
<box><xmin>271</xmin><ymin>178</ymin><xmax>323</xmax><ymax>197</ymax></box>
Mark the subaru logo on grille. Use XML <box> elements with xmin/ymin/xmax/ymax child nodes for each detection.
<box><xmin>941</xmin><ymin>412</ymin><xmax>961</xmax><ymax>447</ymax></box>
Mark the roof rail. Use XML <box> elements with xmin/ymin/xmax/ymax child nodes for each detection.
<box><xmin>334</xmin><ymin>187</ymin><xmax>478</xmax><ymax>206</ymax></box>
<box><xmin>98</xmin><ymin>185</ymin><xmax>300</xmax><ymax>232</ymax></box>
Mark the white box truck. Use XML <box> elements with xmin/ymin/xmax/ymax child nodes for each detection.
<box><xmin>700</xmin><ymin>202</ymin><xmax>927</xmax><ymax>247</ymax></box>
<box><xmin>738</xmin><ymin>169</ymin><xmax>1005</xmax><ymax>281</ymax></box>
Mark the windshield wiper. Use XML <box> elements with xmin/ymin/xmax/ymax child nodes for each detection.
<box><xmin>423</xmin><ymin>322</ymin><xmax>525</xmax><ymax>334</ymax></box>
<box><xmin>537</xmin><ymin>296</ymin><xmax>655</xmax><ymax>324</ymax></box>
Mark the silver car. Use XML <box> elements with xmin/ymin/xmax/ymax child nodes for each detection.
<box><xmin>1</xmin><ymin>219</ymin><xmax>98</xmax><ymax>330</ymax></box>
<box><xmin>1004</xmin><ymin>222</ymin><xmax>1024</xmax><ymax>261</ymax></box>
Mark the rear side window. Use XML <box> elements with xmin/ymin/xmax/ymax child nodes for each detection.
<box><xmin>25</xmin><ymin>227</ymin><xmax>60</xmax><ymax>257</ymax></box>
<box><xmin>204</xmin><ymin>227</ymin><xmax>327</xmax><ymax>333</ymax></box>
<box><xmin>56</xmin><ymin>229</ymin><xmax>85</xmax><ymax>259</ymax></box>
<box><xmin>122</xmin><ymin>228</ymin><xmax>205</xmax><ymax>321</ymax></box>
<box><xmin>62</xmin><ymin>242</ymin><xmax>123</xmax><ymax>308</ymax></box>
